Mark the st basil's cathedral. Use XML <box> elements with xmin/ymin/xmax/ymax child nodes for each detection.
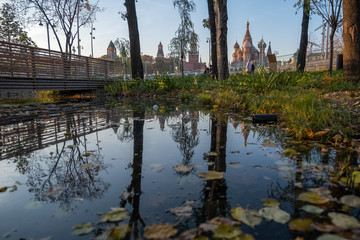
<box><xmin>230</xmin><ymin>22</ymin><xmax>272</xmax><ymax>71</ymax></box>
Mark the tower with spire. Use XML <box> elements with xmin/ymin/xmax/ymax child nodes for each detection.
<box><xmin>258</xmin><ymin>38</ymin><xmax>267</xmax><ymax>65</ymax></box>
<box><xmin>188</xmin><ymin>32</ymin><xmax>199</xmax><ymax>64</ymax></box>
<box><xmin>156</xmin><ymin>42</ymin><xmax>165</xmax><ymax>59</ymax></box>
<box><xmin>107</xmin><ymin>41</ymin><xmax>117</xmax><ymax>61</ymax></box>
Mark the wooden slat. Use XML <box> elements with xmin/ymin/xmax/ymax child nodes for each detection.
<box><xmin>0</xmin><ymin>41</ymin><xmax>123</xmax><ymax>91</ymax></box>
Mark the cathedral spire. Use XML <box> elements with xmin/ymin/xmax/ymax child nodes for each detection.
<box><xmin>267</xmin><ymin>42</ymin><xmax>272</xmax><ymax>56</ymax></box>
<box><xmin>157</xmin><ymin>42</ymin><xmax>164</xmax><ymax>58</ymax></box>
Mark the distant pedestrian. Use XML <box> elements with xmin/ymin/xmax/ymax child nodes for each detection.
<box><xmin>246</xmin><ymin>59</ymin><xmax>252</xmax><ymax>74</ymax></box>
<box><xmin>251</xmin><ymin>61</ymin><xmax>255</xmax><ymax>73</ymax></box>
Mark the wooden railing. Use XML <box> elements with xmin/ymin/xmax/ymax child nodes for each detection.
<box><xmin>0</xmin><ymin>41</ymin><xmax>122</xmax><ymax>90</ymax></box>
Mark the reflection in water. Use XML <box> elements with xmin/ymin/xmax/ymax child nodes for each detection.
<box><xmin>195</xmin><ymin>113</ymin><xmax>230</xmax><ymax>224</ymax></box>
<box><xmin>24</xmin><ymin>113</ymin><xmax>111</xmax><ymax>208</ymax></box>
<box><xmin>117</xmin><ymin>110</ymin><xmax>146</xmax><ymax>239</ymax></box>
<box><xmin>170</xmin><ymin>111</ymin><xmax>200</xmax><ymax>166</ymax></box>
<box><xmin>0</xmin><ymin>104</ymin><xmax>118</xmax><ymax>207</ymax></box>
<box><xmin>0</xmin><ymin>102</ymin><xmax>359</xmax><ymax>240</ymax></box>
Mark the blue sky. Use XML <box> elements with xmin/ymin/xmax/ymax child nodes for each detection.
<box><xmin>2</xmin><ymin>0</ymin><xmax>324</xmax><ymax>62</ymax></box>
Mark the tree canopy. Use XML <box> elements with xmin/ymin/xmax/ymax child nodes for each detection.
<box><xmin>12</xmin><ymin>0</ymin><xmax>101</xmax><ymax>53</ymax></box>
<box><xmin>0</xmin><ymin>3</ymin><xmax>35</xmax><ymax>46</ymax></box>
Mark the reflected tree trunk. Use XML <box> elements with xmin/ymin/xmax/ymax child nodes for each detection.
<box><xmin>195</xmin><ymin>113</ymin><xmax>229</xmax><ymax>224</ymax></box>
<box><xmin>121</xmin><ymin>110</ymin><xmax>145</xmax><ymax>238</ymax></box>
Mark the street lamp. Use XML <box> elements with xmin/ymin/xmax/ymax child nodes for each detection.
<box><xmin>206</xmin><ymin>37</ymin><xmax>211</xmax><ymax>67</ymax></box>
<box><xmin>39</xmin><ymin>20</ymin><xmax>50</xmax><ymax>50</ymax></box>
<box><xmin>77</xmin><ymin>0</ymin><xmax>81</xmax><ymax>55</ymax></box>
<box><xmin>90</xmin><ymin>23</ymin><xmax>95</xmax><ymax>58</ymax></box>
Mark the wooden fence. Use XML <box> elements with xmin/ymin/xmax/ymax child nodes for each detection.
<box><xmin>0</xmin><ymin>41</ymin><xmax>122</xmax><ymax>91</ymax></box>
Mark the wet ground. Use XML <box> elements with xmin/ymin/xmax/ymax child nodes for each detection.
<box><xmin>0</xmin><ymin>100</ymin><xmax>359</xmax><ymax>240</ymax></box>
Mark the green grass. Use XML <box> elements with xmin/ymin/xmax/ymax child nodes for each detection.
<box><xmin>103</xmin><ymin>70</ymin><xmax>359</xmax><ymax>143</ymax></box>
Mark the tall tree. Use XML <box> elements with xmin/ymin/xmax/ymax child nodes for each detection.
<box><xmin>12</xmin><ymin>0</ymin><xmax>100</xmax><ymax>53</ymax></box>
<box><xmin>342</xmin><ymin>0</ymin><xmax>360</xmax><ymax>81</ymax></box>
<box><xmin>0</xmin><ymin>3</ymin><xmax>35</xmax><ymax>46</ymax></box>
<box><xmin>206</xmin><ymin>0</ymin><xmax>218</xmax><ymax>78</ymax></box>
<box><xmin>214</xmin><ymin>0</ymin><xmax>229</xmax><ymax>81</ymax></box>
<box><xmin>170</xmin><ymin>0</ymin><xmax>197</xmax><ymax>77</ymax></box>
<box><xmin>312</xmin><ymin>0</ymin><xmax>343</xmax><ymax>75</ymax></box>
<box><xmin>296</xmin><ymin>0</ymin><xmax>311</xmax><ymax>72</ymax></box>
<box><xmin>124</xmin><ymin>0</ymin><xmax>144</xmax><ymax>79</ymax></box>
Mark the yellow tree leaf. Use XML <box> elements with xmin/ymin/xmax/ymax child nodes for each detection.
<box><xmin>231</xmin><ymin>207</ymin><xmax>262</xmax><ymax>228</ymax></box>
<box><xmin>197</xmin><ymin>171</ymin><xmax>223</xmax><ymax>180</ymax></box>
<box><xmin>288</xmin><ymin>219</ymin><xmax>313</xmax><ymax>231</ymax></box>
<box><xmin>144</xmin><ymin>223</ymin><xmax>177</xmax><ymax>239</ymax></box>
<box><xmin>298</xmin><ymin>192</ymin><xmax>329</xmax><ymax>205</ymax></box>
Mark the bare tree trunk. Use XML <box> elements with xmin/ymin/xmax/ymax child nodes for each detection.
<box><xmin>124</xmin><ymin>0</ymin><xmax>144</xmax><ymax>79</ymax></box>
<box><xmin>328</xmin><ymin>28</ymin><xmax>336</xmax><ymax>75</ymax></box>
<box><xmin>214</xmin><ymin>0</ymin><xmax>229</xmax><ymax>81</ymax></box>
<box><xmin>343</xmin><ymin>0</ymin><xmax>360</xmax><ymax>81</ymax></box>
<box><xmin>207</xmin><ymin>0</ymin><xmax>217</xmax><ymax>78</ymax></box>
<box><xmin>297</xmin><ymin>0</ymin><xmax>310</xmax><ymax>72</ymax></box>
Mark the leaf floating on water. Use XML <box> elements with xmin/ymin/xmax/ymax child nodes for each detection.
<box><xmin>268</xmin><ymin>166</ymin><xmax>294</xmax><ymax>172</ymax></box>
<box><xmin>40</xmin><ymin>237</ymin><xmax>53</xmax><ymax>240</ymax></box>
<box><xmin>168</xmin><ymin>205</ymin><xmax>193</xmax><ymax>217</ymax></box>
<box><xmin>199</xmin><ymin>217</ymin><xmax>241</xmax><ymax>233</ymax></box>
<box><xmin>207</xmin><ymin>152</ymin><xmax>218</xmax><ymax>157</ymax></box>
<box><xmin>328</xmin><ymin>212</ymin><xmax>360</xmax><ymax>230</ymax></box>
<box><xmin>82</xmin><ymin>164</ymin><xmax>93</xmax><ymax>170</ymax></box>
<box><xmin>340</xmin><ymin>195</ymin><xmax>360</xmax><ymax>208</ymax></box>
<box><xmin>213</xmin><ymin>224</ymin><xmax>242</xmax><ymax>239</ymax></box>
<box><xmin>197</xmin><ymin>171</ymin><xmax>223</xmax><ymax>180</ymax></box>
<box><xmin>310</xmin><ymin>223</ymin><xmax>343</xmax><ymax>233</ymax></box>
<box><xmin>258</xmin><ymin>207</ymin><xmax>290</xmax><ymax>224</ymax></box>
<box><xmin>72</xmin><ymin>222</ymin><xmax>93</xmax><ymax>236</ymax></box>
<box><xmin>0</xmin><ymin>187</ymin><xmax>8</xmax><ymax>192</ymax></box>
<box><xmin>9</xmin><ymin>185</ymin><xmax>17</xmax><ymax>192</ymax></box>
<box><xmin>317</xmin><ymin>234</ymin><xmax>349</xmax><ymax>240</ymax></box>
<box><xmin>94</xmin><ymin>224</ymin><xmax>131</xmax><ymax>240</ymax></box>
<box><xmin>144</xmin><ymin>223</ymin><xmax>177</xmax><ymax>239</ymax></box>
<box><xmin>262</xmin><ymin>199</ymin><xmax>280</xmax><ymax>208</ymax></box>
<box><xmin>82</xmin><ymin>152</ymin><xmax>92</xmax><ymax>157</ymax></box>
<box><xmin>67</xmin><ymin>145</ymin><xmax>79</xmax><ymax>149</ymax></box>
<box><xmin>298</xmin><ymin>192</ymin><xmax>329</xmax><ymax>205</ymax></box>
<box><xmin>178</xmin><ymin>229</ymin><xmax>203</xmax><ymax>240</ymax></box>
<box><xmin>173</xmin><ymin>164</ymin><xmax>194</xmax><ymax>173</ymax></box>
<box><xmin>101</xmin><ymin>209</ymin><xmax>128</xmax><ymax>222</ymax></box>
<box><xmin>231</xmin><ymin>207</ymin><xmax>262</xmax><ymax>228</ymax></box>
<box><xmin>301</xmin><ymin>205</ymin><xmax>324</xmax><ymax>214</ymax></box>
<box><xmin>284</xmin><ymin>149</ymin><xmax>297</xmax><ymax>156</ymax></box>
<box><xmin>288</xmin><ymin>219</ymin><xmax>313</xmax><ymax>232</ymax></box>
<box><xmin>308</xmin><ymin>187</ymin><xmax>332</xmax><ymax>199</ymax></box>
